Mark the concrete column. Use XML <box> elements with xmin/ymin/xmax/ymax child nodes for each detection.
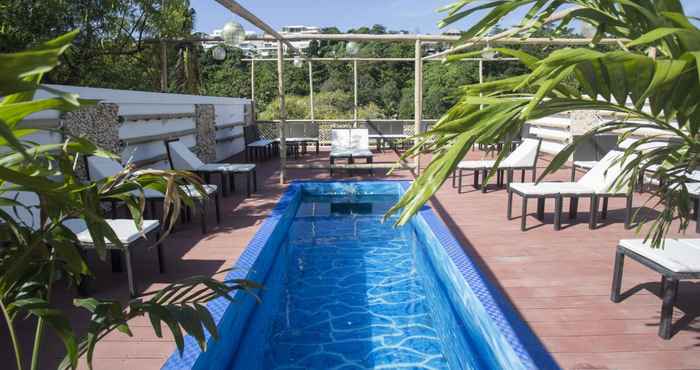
<box><xmin>195</xmin><ymin>104</ymin><xmax>217</xmax><ymax>162</ymax></box>
<box><xmin>61</xmin><ymin>103</ymin><xmax>120</xmax><ymax>180</ymax></box>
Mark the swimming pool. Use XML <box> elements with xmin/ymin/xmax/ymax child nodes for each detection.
<box><xmin>162</xmin><ymin>181</ymin><xmax>557</xmax><ymax>370</ymax></box>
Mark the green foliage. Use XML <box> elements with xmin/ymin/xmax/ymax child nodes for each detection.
<box><xmin>258</xmin><ymin>90</ymin><xmax>387</xmax><ymax>120</ymax></box>
<box><xmin>0</xmin><ymin>0</ymin><xmax>200</xmax><ymax>93</ymax></box>
<box><xmin>390</xmin><ymin>0</ymin><xmax>700</xmax><ymax>249</ymax></box>
<box><xmin>0</xmin><ymin>32</ymin><xmax>255</xmax><ymax>370</ymax></box>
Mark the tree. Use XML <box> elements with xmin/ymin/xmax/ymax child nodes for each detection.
<box><xmin>0</xmin><ymin>0</ymin><xmax>200</xmax><ymax>93</ymax></box>
<box><xmin>390</xmin><ymin>0</ymin><xmax>700</xmax><ymax>248</ymax></box>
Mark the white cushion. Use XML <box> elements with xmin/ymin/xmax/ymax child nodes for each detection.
<box><xmin>248</xmin><ymin>139</ymin><xmax>272</xmax><ymax>147</ymax></box>
<box><xmin>618</xmin><ymin>138</ymin><xmax>668</xmax><ymax>151</ymax></box>
<box><xmin>687</xmin><ymin>183</ymin><xmax>700</xmax><ymax>197</ymax></box>
<box><xmin>578</xmin><ymin>150</ymin><xmax>634</xmax><ymax>194</ymax></box>
<box><xmin>197</xmin><ymin>163</ymin><xmax>256</xmax><ymax>173</ymax></box>
<box><xmin>180</xmin><ymin>184</ymin><xmax>218</xmax><ymax>199</ymax></box>
<box><xmin>350</xmin><ymin>149</ymin><xmax>373</xmax><ymax>158</ymax></box>
<box><xmin>620</xmin><ymin>239</ymin><xmax>700</xmax><ymax>273</ymax></box>
<box><xmin>350</xmin><ymin>129</ymin><xmax>370</xmax><ymax>151</ymax></box>
<box><xmin>330</xmin><ymin>149</ymin><xmax>354</xmax><ymax>158</ymax></box>
<box><xmin>168</xmin><ymin>141</ymin><xmax>205</xmax><ymax>171</ymax></box>
<box><xmin>509</xmin><ymin>182</ymin><xmax>594</xmax><ymax>195</ymax></box>
<box><xmin>87</xmin><ymin>156</ymin><xmax>124</xmax><ymax>181</ymax></box>
<box><xmin>500</xmin><ymin>138</ymin><xmax>540</xmax><ymax>168</ymax></box>
<box><xmin>458</xmin><ymin>160</ymin><xmax>495</xmax><ymax>170</ymax></box>
<box><xmin>129</xmin><ymin>188</ymin><xmax>167</xmax><ymax>199</ymax></box>
<box><xmin>573</xmin><ymin>160</ymin><xmax>598</xmax><ymax>170</ymax></box>
<box><xmin>63</xmin><ymin>219</ymin><xmax>160</xmax><ymax>245</ymax></box>
<box><xmin>331</xmin><ymin>129</ymin><xmax>351</xmax><ymax>152</ymax></box>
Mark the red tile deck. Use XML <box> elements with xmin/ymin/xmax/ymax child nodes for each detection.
<box><xmin>2</xmin><ymin>148</ymin><xmax>699</xmax><ymax>370</ymax></box>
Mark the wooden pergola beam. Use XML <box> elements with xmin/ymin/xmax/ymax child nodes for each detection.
<box><xmin>151</xmin><ymin>35</ymin><xmax>627</xmax><ymax>46</ymax></box>
<box><xmin>241</xmin><ymin>57</ymin><xmax>520</xmax><ymax>62</ymax></box>
<box><xmin>214</xmin><ymin>0</ymin><xmax>300</xmax><ymax>54</ymax></box>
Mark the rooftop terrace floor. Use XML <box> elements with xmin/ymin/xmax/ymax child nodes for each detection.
<box><xmin>2</xmin><ymin>149</ymin><xmax>700</xmax><ymax>370</ymax></box>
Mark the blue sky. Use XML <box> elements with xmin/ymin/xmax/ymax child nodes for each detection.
<box><xmin>191</xmin><ymin>0</ymin><xmax>700</xmax><ymax>35</ymax></box>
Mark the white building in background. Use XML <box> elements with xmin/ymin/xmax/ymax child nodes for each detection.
<box><xmin>202</xmin><ymin>25</ymin><xmax>321</xmax><ymax>57</ymax></box>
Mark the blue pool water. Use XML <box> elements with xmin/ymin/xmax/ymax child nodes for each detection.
<box><xmin>162</xmin><ymin>182</ymin><xmax>556</xmax><ymax>370</ymax></box>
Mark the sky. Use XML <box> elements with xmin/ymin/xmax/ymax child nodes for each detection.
<box><xmin>191</xmin><ymin>0</ymin><xmax>700</xmax><ymax>35</ymax></box>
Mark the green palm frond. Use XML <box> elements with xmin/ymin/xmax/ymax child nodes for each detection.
<box><xmin>391</xmin><ymin>0</ymin><xmax>700</xmax><ymax>248</ymax></box>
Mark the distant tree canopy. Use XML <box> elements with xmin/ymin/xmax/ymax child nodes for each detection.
<box><xmin>0</xmin><ymin>1</ymin><xmax>583</xmax><ymax>119</ymax></box>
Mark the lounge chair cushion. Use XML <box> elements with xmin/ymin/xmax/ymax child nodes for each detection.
<box><xmin>63</xmin><ymin>218</ymin><xmax>160</xmax><ymax>245</ymax></box>
<box><xmin>573</xmin><ymin>160</ymin><xmax>598</xmax><ymax>170</ymax></box>
<box><xmin>509</xmin><ymin>182</ymin><xmax>594</xmax><ymax>196</ymax></box>
<box><xmin>330</xmin><ymin>149</ymin><xmax>354</xmax><ymax>158</ymax></box>
<box><xmin>458</xmin><ymin>160</ymin><xmax>495</xmax><ymax>170</ymax></box>
<box><xmin>687</xmin><ymin>183</ymin><xmax>700</xmax><ymax>197</ymax></box>
<box><xmin>180</xmin><ymin>184</ymin><xmax>218</xmax><ymax>199</ymax></box>
<box><xmin>350</xmin><ymin>149</ymin><xmax>373</xmax><ymax>158</ymax></box>
<box><xmin>500</xmin><ymin>138</ymin><xmax>540</xmax><ymax>168</ymax></box>
<box><xmin>618</xmin><ymin>138</ymin><xmax>668</xmax><ymax>151</ymax></box>
<box><xmin>168</xmin><ymin>141</ymin><xmax>206</xmax><ymax>171</ymax></box>
<box><xmin>247</xmin><ymin>139</ymin><xmax>273</xmax><ymax>147</ymax></box>
<box><xmin>458</xmin><ymin>138</ymin><xmax>540</xmax><ymax>170</ymax></box>
<box><xmin>577</xmin><ymin>150</ymin><xmax>632</xmax><ymax>194</ymax></box>
<box><xmin>619</xmin><ymin>239</ymin><xmax>700</xmax><ymax>273</ymax></box>
<box><xmin>350</xmin><ymin>129</ymin><xmax>370</xmax><ymax>151</ymax></box>
<box><xmin>87</xmin><ymin>156</ymin><xmax>126</xmax><ymax>181</ymax></box>
<box><xmin>197</xmin><ymin>163</ymin><xmax>256</xmax><ymax>173</ymax></box>
<box><xmin>331</xmin><ymin>129</ymin><xmax>352</xmax><ymax>153</ymax></box>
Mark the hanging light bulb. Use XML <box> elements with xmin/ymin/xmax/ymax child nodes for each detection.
<box><xmin>293</xmin><ymin>55</ymin><xmax>303</xmax><ymax>68</ymax></box>
<box><xmin>481</xmin><ymin>43</ymin><xmax>497</xmax><ymax>60</ymax></box>
<box><xmin>346</xmin><ymin>41</ymin><xmax>360</xmax><ymax>56</ymax></box>
<box><xmin>212</xmin><ymin>45</ymin><xmax>226</xmax><ymax>61</ymax></box>
<box><xmin>581</xmin><ymin>23</ymin><xmax>597</xmax><ymax>38</ymax></box>
<box><xmin>222</xmin><ymin>21</ymin><xmax>245</xmax><ymax>46</ymax></box>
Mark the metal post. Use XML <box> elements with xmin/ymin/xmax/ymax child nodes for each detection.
<box><xmin>353</xmin><ymin>59</ymin><xmax>358</xmax><ymax>128</ymax></box>
<box><xmin>277</xmin><ymin>42</ymin><xmax>287</xmax><ymax>184</ymax></box>
<box><xmin>308</xmin><ymin>61</ymin><xmax>315</xmax><ymax>123</ymax></box>
<box><xmin>414</xmin><ymin>40</ymin><xmax>423</xmax><ymax>175</ymax></box>
<box><xmin>160</xmin><ymin>42</ymin><xmax>168</xmax><ymax>92</ymax></box>
<box><xmin>479</xmin><ymin>59</ymin><xmax>484</xmax><ymax>84</ymax></box>
<box><xmin>250</xmin><ymin>59</ymin><xmax>256</xmax><ymax>100</ymax></box>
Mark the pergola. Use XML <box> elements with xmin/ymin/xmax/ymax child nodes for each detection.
<box><xmin>187</xmin><ymin>1</ymin><xmax>626</xmax><ymax>184</ymax></box>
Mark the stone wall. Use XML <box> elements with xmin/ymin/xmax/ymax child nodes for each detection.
<box><xmin>195</xmin><ymin>104</ymin><xmax>216</xmax><ymax>162</ymax></box>
<box><xmin>61</xmin><ymin>103</ymin><xmax>121</xmax><ymax>180</ymax></box>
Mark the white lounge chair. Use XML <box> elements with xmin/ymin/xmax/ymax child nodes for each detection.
<box><xmin>85</xmin><ymin>155</ymin><xmax>220</xmax><ymax>234</ymax></box>
<box><xmin>508</xmin><ymin>150</ymin><xmax>634</xmax><ymax>231</ymax></box>
<box><xmin>611</xmin><ymin>239</ymin><xmax>700</xmax><ymax>339</ymax></box>
<box><xmin>454</xmin><ymin>138</ymin><xmax>542</xmax><ymax>193</ymax></box>
<box><xmin>0</xmin><ymin>191</ymin><xmax>162</xmax><ymax>297</ymax></box>
<box><xmin>165</xmin><ymin>139</ymin><xmax>257</xmax><ymax>197</ymax></box>
<box><xmin>329</xmin><ymin>129</ymin><xmax>374</xmax><ymax>176</ymax></box>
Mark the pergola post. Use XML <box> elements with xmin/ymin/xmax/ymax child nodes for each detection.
<box><xmin>308</xmin><ymin>61</ymin><xmax>315</xmax><ymax>123</ymax></box>
<box><xmin>250</xmin><ymin>58</ymin><xmax>256</xmax><ymax>100</ymax></box>
<box><xmin>353</xmin><ymin>59</ymin><xmax>358</xmax><ymax>128</ymax></box>
<box><xmin>160</xmin><ymin>42</ymin><xmax>167</xmax><ymax>92</ymax></box>
<box><xmin>479</xmin><ymin>59</ymin><xmax>484</xmax><ymax>84</ymax></box>
<box><xmin>414</xmin><ymin>40</ymin><xmax>423</xmax><ymax>175</ymax></box>
<box><xmin>277</xmin><ymin>41</ymin><xmax>287</xmax><ymax>184</ymax></box>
